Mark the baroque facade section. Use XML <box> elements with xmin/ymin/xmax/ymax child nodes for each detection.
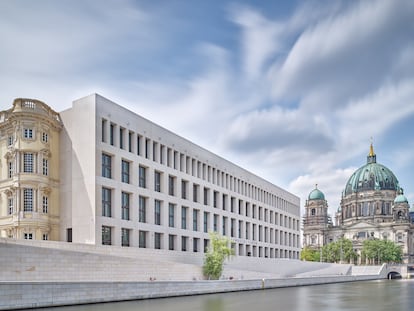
<box><xmin>0</xmin><ymin>94</ymin><xmax>301</xmax><ymax>259</ymax></box>
<box><xmin>0</xmin><ymin>98</ymin><xmax>62</xmax><ymax>240</ymax></box>
<box><xmin>303</xmin><ymin>144</ymin><xmax>414</xmax><ymax>263</ymax></box>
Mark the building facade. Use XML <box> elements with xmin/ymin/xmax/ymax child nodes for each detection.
<box><xmin>303</xmin><ymin>144</ymin><xmax>414</xmax><ymax>263</ymax></box>
<box><xmin>0</xmin><ymin>94</ymin><xmax>301</xmax><ymax>259</ymax></box>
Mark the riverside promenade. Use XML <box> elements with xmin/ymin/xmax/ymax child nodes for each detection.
<box><xmin>0</xmin><ymin>238</ymin><xmax>389</xmax><ymax>310</ymax></box>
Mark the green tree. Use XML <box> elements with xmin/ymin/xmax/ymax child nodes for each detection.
<box><xmin>321</xmin><ymin>238</ymin><xmax>357</xmax><ymax>263</ymax></box>
<box><xmin>361</xmin><ymin>239</ymin><xmax>402</xmax><ymax>264</ymax></box>
<box><xmin>300</xmin><ymin>246</ymin><xmax>320</xmax><ymax>262</ymax></box>
<box><xmin>203</xmin><ymin>232</ymin><xmax>234</xmax><ymax>280</ymax></box>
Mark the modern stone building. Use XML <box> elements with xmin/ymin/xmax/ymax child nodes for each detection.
<box><xmin>303</xmin><ymin>144</ymin><xmax>414</xmax><ymax>263</ymax></box>
<box><xmin>0</xmin><ymin>94</ymin><xmax>301</xmax><ymax>259</ymax></box>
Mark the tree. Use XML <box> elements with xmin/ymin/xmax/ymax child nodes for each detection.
<box><xmin>321</xmin><ymin>238</ymin><xmax>357</xmax><ymax>263</ymax></box>
<box><xmin>203</xmin><ymin>232</ymin><xmax>234</xmax><ymax>280</ymax></box>
<box><xmin>361</xmin><ymin>239</ymin><xmax>402</xmax><ymax>264</ymax></box>
<box><xmin>300</xmin><ymin>246</ymin><xmax>320</xmax><ymax>262</ymax></box>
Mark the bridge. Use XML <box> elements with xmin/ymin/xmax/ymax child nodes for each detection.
<box><xmin>385</xmin><ymin>264</ymin><xmax>410</xmax><ymax>279</ymax></box>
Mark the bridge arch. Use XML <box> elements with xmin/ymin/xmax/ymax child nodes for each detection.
<box><xmin>387</xmin><ymin>271</ymin><xmax>402</xmax><ymax>279</ymax></box>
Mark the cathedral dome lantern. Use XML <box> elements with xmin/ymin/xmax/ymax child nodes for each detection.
<box><xmin>344</xmin><ymin>143</ymin><xmax>400</xmax><ymax>196</ymax></box>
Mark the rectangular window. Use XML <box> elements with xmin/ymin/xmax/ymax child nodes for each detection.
<box><xmin>181</xmin><ymin>206</ymin><xmax>187</xmax><ymax>229</ymax></box>
<box><xmin>42</xmin><ymin>132</ymin><xmax>48</xmax><ymax>143</ymax></box>
<box><xmin>193</xmin><ymin>184</ymin><xmax>198</xmax><ymax>202</ymax></box>
<box><xmin>23</xmin><ymin>128</ymin><xmax>33</xmax><ymax>139</ymax></box>
<box><xmin>139</xmin><ymin>230</ymin><xmax>147</xmax><ymax>248</ymax></box>
<box><xmin>23</xmin><ymin>188</ymin><xmax>33</xmax><ymax>212</ymax></box>
<box><xmin>122</xmin><ymin>192</ymin><xmax>130</xmax><ymax>220</ymax></box>
<box><xmin>137</xmin><ymin>135</ymin><xmax>142</xmax><ymax>156</ymax></box>
<box><xmin>181</xmin><ymin>180</ymin><xmax>188</xmax><ymax>199</ymax></box>
<box><xmin>203</xmin><ymin>187</ymin><xmax>209</xmax><ymax>205</ymax></box>
<box><xmin>110</xmin><ymin>123</ymin><xmax>115</xmax><ymax>146</ymax></box>
<box><xmin>169</xmin><ymin>203</ymin><xmax>175</xmax><ymax>227</ymax></box>
<box><xmin>42</xmin><ymin>159</ymin><xmax>48</xmax><ymax>176</ymax></box>
<box><xmin>23</xmin><ymin>153</ymin><xmax>34</xmax><ymax>173</ymax></box>
<box><xmin>139</xmin><ymin>196</ymin><xmax>146</xmax><ymax>223</ymax></box>
<box><xmin>203</xmin><ymin>212</ymin><xmax>208</xmax><ymax>233</ymax></box>
<box><xmin>101</xmin><ymin>119</ymin><xmax>107</xmax><ymax>143</ymax></box>
<box><xmin>155</xmin><ymin>200</ymin><xmax>161</xmax><ymax>225</ymax></box>
<box><xmin>154</xmin><ymin>171</ymin><xmax>161</xmax><ymax>192</ymax></box>
<box><xmin>102</xmin><ymin>226</ymin><xmax>112</xmax><ymax>245</ymax></box>
<box><xmin>102</xmin><ymin>187</ymin><xmax>112</xmax><ymax>217</ymax></box>
<box><xmin>223</xmin><ymin>216</ymin><xmax>227</xmax><ymax>235</ymax></box>
<box><xmin>42</xmin><ymin>234</ymin><xmax>48</xmax><ymax>241</ymax></box>
<box><xmin>213</xmin><ymin>191</ymin><xmax>218</xmax><ymax>208</ymax></box>
<box><xmin>169</xmin><ymin>235</ymin><xmax>175</xmax><ymax>250</ymax></box>
<box><xmin>145</xmin><ymin>138</ymin><xmax>150</xmax><ymax>159</ymax></box>
<box><xmin>121</xmin><ymin>160</ymin><xmax>130</xmax><ymax>183</ymax></box>
<box><xmin>193</xmin><ymin>238</ymin><xmax>199</xmax><ymax>252</ymax></box>
<box><xmin>8</xmin><ymin>198</ymin><xmax>13</xmax><ymax>215</ymax></box>
<box><xmin>168</xmin><ymin>175</ymin><xmax>175</xmax><ymax>196</ymax></box>
<box><xmin>121</xmin><ymin>228</ymin><xmax>130</xmax><ymax>247</ymax></box>
<box><xmin>8</xmin><ymin>161</ymin><xmax>13</xmax><ymax>178</ymax></box>
<box><xmin>67</xmin><ymin>228</ymin><xmax>72</xmax><ymax>243</ymax></box>
<box><xmin>119</xmin><ymin>127</ymin><xmax>125</xmax><ymax>149</ymax></box>
<box><xmin>102</xmin><ymin>154</ymin><xmax>112</xmax><ymax>178</ymax></box>
<box><xmin>181</xmin><ymin>236</ymin><xmax>188</xmax><ymax>251</ymax></box>
<box><xmin>139</xmin><ymin>166</ymin><xmax>146</xmax><ymax>188</ymax></box>
<box><xmin>193</xmin><ymin>209</ymin><xmax>199</xmax><ymax>231</ymax></box>
<box><xmin>154</xmin><ymin>232</ymin><xmax>161</xmax><ymax>249</ymax></box>
<box><xmin>128</xmin><ymin>131</ymin><xmax>133</xmax><ymax>152</ymax></box>
<box><xmin>42</xmin><ymin>196</ymin><xmax>48</xmax><ymax>213</ymax></box>
<box><xmin>213</xmin><ymin>214</ymin><xmax>218</xmax><ymax>232</ymax></box>
<box><xmin>24</xmin><ymin>233</ymin><xmax>33</xmax><ymax>240</ymax></box>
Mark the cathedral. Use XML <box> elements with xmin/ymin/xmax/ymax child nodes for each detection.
<box><xmin>303</xmin><ymin>144</ymin><xmax>414</xmax><ymax>263</ymax></box>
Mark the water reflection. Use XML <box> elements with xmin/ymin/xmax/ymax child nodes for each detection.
<box><xmin>36</xmin><ymin>280</ymin><xmax>414</xmax><ymax>311</ymax></box>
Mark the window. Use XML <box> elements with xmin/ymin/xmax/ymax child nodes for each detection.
<box><xmin>213</xmin><ymin>214</ymin><xmax>218</xmax><ymax>232</ymax></box>
<box><xmin>23</xmin><ymin>153</ymin><xmax>34</xmax><ymax>173</ymax></box>
<box><xmin>139</xmin><ymin>196</ymin><xmax>146</xmax><ymax>223</ymax></box>
<box><xmin>42</xmin><ymin>159</ymin><xmax>48</xmax><ymax>176</ymax></box>
<box><xmin>102</xmin><ymin>187</ymin><xmax>112</xmax><ymax>217</ymax></box>
<box><xmin>23</xmin><ymin>188</ymin><xmax>33</xmax><ymax>212</ymax></box>
<box><xmin>8</xmin><ymin>198</ymin><xmax>13</xmax><ymax>215</ymax></box>
<box><xmin>222</xmin><ymin>216</ymin><xmax>227</xmax><ymax>235</ymax></box>
<box><xmin>128</xmin><ymin>131</ymin><xmax>133</xmax><ymax>152</ymax></box>
<box><xmin>203</xmin><ymin>212</ymin><xmax>208</xmax><ymax>233</ymax></box>
<box><xmin>145</xmin><ymin>138</ymin><xmax>150</xmax><ymax>159</ymax></box>
<box><xmin>168</xmin><ymin>175</ymin><xmax>175</xmax><ymax>196</ymax></box>
<box><xmin>119</xmin><ymin>127</ymin><xmax>125</xmax><ymax>149</ymax></box>
<box><xmin>7</xmin><ymin>135</ymin><xmax>13</xmax><ymax>146</ymax></box>
<box><xmin>42</xmin><ymin>196</ymin><xmax>48</xmax><ymax>213</ymax></box>
<box><xmin>203</xmin><ymin>187</ymin><xmax>209</xmax><ymax>205</ymax></box>
<box><xmin>154</xmin><ymin>232</ymin><xmax>161</xmax><ymax>249</ymax></box>
<box><xmin>193</xmin><ymin>184</ymin><xmax>199</xmax><ymax>202</ymax></box>
<box><xmin>102</xmin><ymin>226</ymin><xmax>112</xmax><ymax>245</ymax></box>
<box><xmin>122</xmin><ymin>192</ymin><xmax>130</xmax><ymax>220</ymax></box>
<box><xmin>24</xmin><ymin>233</ymin><xmax>33</xmax><ymax>240</ymax></box>
<box><xmin>181</xmin><ymin>236</ymin><xmax>188</xmax><ymax>251</ymax></box>
<box><xmin>181</xmin><ymin>206</ymin><xmax>187</xmax><ymax>229</ymax></box>
<box><xmin>213</xmin><ymin>191</ymin><xmax>218</xmax><ymax>208</ymax></box>
<box><xmin>181</xmin><ymin>180</ymin><xmax>188</xmax><ymax>199</ymax></box>
<box><xmin>139</xmin><ymin>230</ymin><xmax>147</xmax><ymax>248</ymax></box>
<box><xmin>102</xmin><ymin>154</ymin><xmax>112</xmax><ymax>178</ymax></box>
<box><xmin>42</xmin><ymin>234</ymin><xmax>49</xmax><ymax>241</ymax></box>
<box><xmin>67</xmin><ymin>228</ymin><xmax>72</xmax><ymax>242</ymax></box>
<box><xmin>121</xmin><ymin>160</ymin><xmax>130</xmax><ymax>183</ymax></box>
<box><xmin>193</xmin><ymin>210</ymin><xmax>199</xmax><ymax>231</ymax></box>
<box><xmin>169</xmin><ymin>203</ymin><xmax>175</xmax><ymax>227</ymax></box>
<box><xmin>138</xmin><ymin>166</ymin><xmax>146</xmax><ymax>188</ymax></box>
<box><xmin>154</xmin><ymin>171</ymin><xmax>161</xmax><ymax>192</ymax></box>
<box><xmin>169</xmin><ymin>235</ymin><xmax>175</xmax><ymax>250</ymax></box>
<box><xmin>122</xmin><ymin>228</ymin><xmax>130</xmax><ymax>247</ymax></box>
<box><xmin>155</xmin><ymin>200</ymin><xmax>161</xmax><ymax>225</ymax></box>
<box><xmin>8</xmin><ymin>161</ymin><xmax>13</xmax><ymax>178</ymax></box>
<box><xmin>193</xmin><ymin>238</ymin><xmax>199</xmax><ymax>252</ymax></box>
<box><xmin>101</xmin><ymin>119</ymin><xmax>107</xmax><ymax>143</ymax></box>
<box><xmin>23</xmin><ymin>128</ymin><xmax>33</xmax><ymax>139</ymax></box>
<box><xmin>110</xmin><ymin>123</ymin><xmax>115</xmax><ymax>146</ymax></box>
<box><xmin>42</xmin><ymin>132</ymin><xmax>48</xmax><ymax>143</ymax></box>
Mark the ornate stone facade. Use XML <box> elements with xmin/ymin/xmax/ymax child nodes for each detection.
<box><xmin>303</xmin><ymin>144</ymin><xmax>414</xmax><ymax>263</ymax></box>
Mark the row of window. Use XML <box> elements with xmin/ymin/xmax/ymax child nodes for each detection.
<box><xmin>102</xmin><ymin>154</ymin><xmax>299</xmax><ymax>229</ymax></box>
<box><xmin>101</xmin><ymin>226</ymin><xmax>298</xmax><ymax>259</ymax></box>
<box><xmin>7</xmin><ymin>152</ymin><xmax>49</xmax><ymax>178</ymax></box>
<box><xmin>6</xmin><ymin>189</ymin><xmax>49</xmax><ymax>214</ymax></box>
<box><xmin>101</xmin><ymin>118</ymin><xmax>297</xmax><ymax>213</ymax></box>
<box><xmin>23</xmin><ymin>232</ymin><xmax>49</xmax><ymax>240</ymax></box>
<box><xmin>7</xmin><ymin>128</ymin><xmax>49</xmax><ymax>146</ymax></box>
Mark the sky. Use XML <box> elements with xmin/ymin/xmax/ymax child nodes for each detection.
<box><xmin>1</xmin><ymin>0</ymin><xmax>414</xmax><ymax>217</ymax></box>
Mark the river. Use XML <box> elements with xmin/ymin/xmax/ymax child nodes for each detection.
<box><xmin>33</xmin><ymin>280</ymin><xmax>414</xmax><ymax>311</ymax></box>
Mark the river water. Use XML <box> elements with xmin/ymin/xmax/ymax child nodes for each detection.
<box><xmin>35</xmin><ymin>280</ymin><xmax>414</xmax><ymax>311</ymax></box>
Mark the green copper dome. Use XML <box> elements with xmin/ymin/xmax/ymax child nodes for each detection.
<box><xmin>309</xmin><ymin>186</ymin><xmax>325</xmax><ymax>200</ymax></box>
<box><xmin>394</xmin><ymin>189</ymin><xmax>408</xmax><ymax>204</ymax></box>
<box><xmin>344</xmin><ymin>144</ymin><xmax>400</xmax><ymax>196</ymax></box>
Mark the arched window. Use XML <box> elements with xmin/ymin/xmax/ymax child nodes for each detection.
<box><xmin>311</xmin><ymin>208</ymin><xmax>316</xmax><ymax>216</ymax></box>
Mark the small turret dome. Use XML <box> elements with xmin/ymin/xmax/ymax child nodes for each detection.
<box><xmin>394</xmin><ymin>189</ymin><xmax>408</xmax><ymax>204</ymax></box>
<box><xmin>308</xmin><ymin>185</ymin><xmax>325</xmax><ymax>200</ymax></box>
